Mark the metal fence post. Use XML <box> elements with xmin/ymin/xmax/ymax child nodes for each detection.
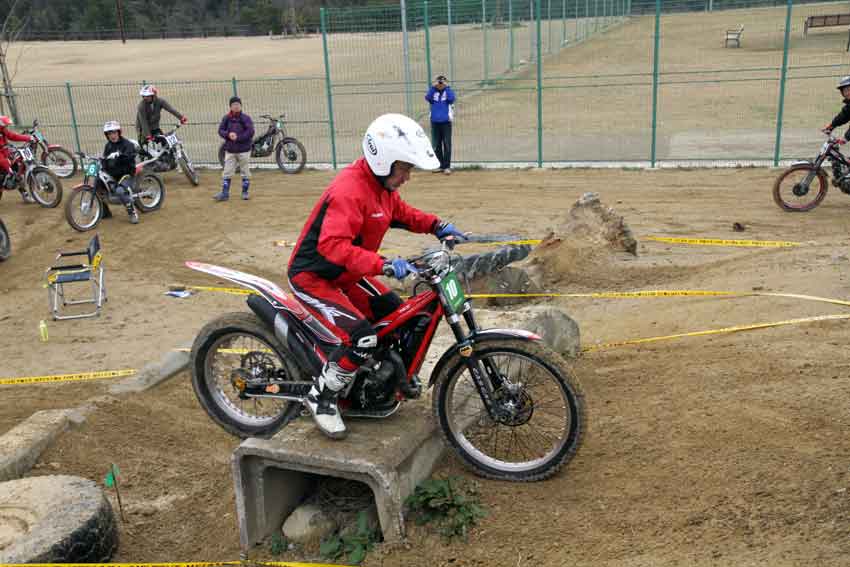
<box><xmin>774</xmin><ymin>0</ymin><xmax>793</xmax><ymax>166</ymax></box>
<box><xmin>530</xmin><ymin>0</ymin><xmax>535</xmax><ymax>62</ymax></box>
<box><xmin>650</xmin><ymin>0</ymin><xmax>660</xmax><ymax>167</ymax></box>
<box><xmin>401</xmin><ymin>0</ymin><xmax>413</xmax><ymax>116</ymax></box>
<box><xmin>448</xmin><ymin>0</ymin><xmax>455</xmax><ymax>80</ymax></box>
<box><xmin>320</xmin><ymin>8</ymin><xmax>338</xmax><ymax>169</ymax></box>
<box><xmin>562</xmin><ymin>0</ymin><xmax>567</xmax><ymax>45</ymax></box>
<box><xmin>584</xmin><ymin>0</ymin><xmax>589</xmax><ymax>39</ymax></box>
<box><xmin>508</xmin><ymin>0</ymin><xmax>514</xmax><ymax>69</ymax></box>
<box><xmin>536</xmin><ymin>0</ymin><xmax>543</xmax><ymax>167</ymax></box>
<box><xmin>65</xmin><ymin>82</ymin><xmax>82</xmax><ymax>154</ymax></box>
<box><xmin>424</xmin><ymin>0</ymin><xmax>432</xmax><ymax>86</ymax></box>
<box><xmin>547</xmin><ymin>0</ymin><xmax>552</xmax><ymax>53</ymax></box>
<box><xmin>483</xmin><ymin>0</ymin><xmax>489</xmax><ymax>83</ymax></box>
<box><xmin>231</xmin><ymin>76</ymin><xmax>238</xmax><ymax>97</ymax></box>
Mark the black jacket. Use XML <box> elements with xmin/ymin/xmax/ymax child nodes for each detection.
<box><xmin>829</xmin><ymin>99</ymin><xmax>850</xmax><ymax>139</ymax></box>
<box><xmin>103</xmin><ymin>137</ymin><xmax>137</xmax><ymax>179</ymax></box>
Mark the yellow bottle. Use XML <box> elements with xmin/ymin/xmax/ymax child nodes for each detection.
<box><xmin>39</xmin><ymin>320</ymin><xmax>48</xmax><ymax>342</ymax></box>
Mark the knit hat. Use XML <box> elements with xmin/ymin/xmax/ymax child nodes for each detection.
<box><xmin>229</xmin><ymin>96</ymin><xmax>242</xmax><ymax>106</ymax></box>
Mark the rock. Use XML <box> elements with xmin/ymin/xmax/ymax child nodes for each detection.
<box><xmin>563</xmin><ymin>192</ymin><xmax>637</xmax><ymax>255</ymax></box>
<box><xmin>281</xmin><ymin>503</ymin><xmax>338</xmax><ymax>544</ymax></box>
<box><xmin>476</xmin><ymin>306</ymin><xmax>580</xmax><ymax>358</ymax></box>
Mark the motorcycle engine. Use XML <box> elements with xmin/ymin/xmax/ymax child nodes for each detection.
<box><xmin>353</xmin><ymin>351</ymin><xmax>405</xmax><ymax>410</ymax></box>
<box><xmin>832</xmin><ymin>163</ymin><xmax>850</xmax><ymax>194</ymax></box>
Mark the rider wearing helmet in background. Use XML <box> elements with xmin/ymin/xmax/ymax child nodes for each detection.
<box><xmin>102</xmin><ymin>121</ymin><xmax>140</xmax><ymax>225</ymax></box>
<box><xmin>822</xmin><ymin>76</ymin><xmax>850</xmax><ymax>143</ymax></box>
<box><xmin>0</xmin><ymin>115</ymin><xmax>35</xmax><ymax>199</ymax></box>
<box><xmin>136</xmin><ymin>85</ymin><xmax>188</xmax><ymax>144</ymax></box>
<box><xmin>287</xmin><ymin>113</ymin><xmax>467</xmax><ymax>439</ymax></box>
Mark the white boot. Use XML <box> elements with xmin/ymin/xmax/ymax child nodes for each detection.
<box><xmin>304</xmin><ymin>362</ymin><xmax>354</xmax><ymax>439</ymax></box>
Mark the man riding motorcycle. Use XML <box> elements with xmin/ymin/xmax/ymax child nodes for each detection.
<box><xmin>102</xmin><ymin>120</ymin><xmax>140</xmax><ymax>225</ymax></box>
<box><xmin>0</xmin><ymin>115</ymin><xmax>35</xmax><ymax>200</ymax></box>
<box><xmin>287</xmin><ymin>113</ymin><xmax>467</xmax><ymax>439</ymax></box>
<box><xmin>136</xmin><ymin>85</ymin><xmax>188</xmax><ymax>143</ymax></box>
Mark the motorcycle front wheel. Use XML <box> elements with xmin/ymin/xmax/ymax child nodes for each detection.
<box><xmin>42</xmin><ymin>147</ymin><xmax>77</xmax><ymax>179</ymax></box>
<box><xmin>0</xmin><ymin>218</ymin><xmax>10</xmax><ymax>261</ymax></box>
<box><xmin>28</xmin><ymin>167</ymin><xmax>63</xmax><ymax>208</ymax></box>
<box><xmin>134</xmin><ymin>173</ymin><xmax>165</xmax><ymax>212</ymax></box>
<box><xmin>432</xmin><ymin>338</ymin><xmax>585</xmax><ymax>482</ymax></box>
<box><xmin>773</xmin><ymin>164</ymin><xmax>828</xmax><ymax>212</ymax></box>
<box><xmin>191</xmin><ymin>312</ymin><xmax>309</xmax><ymax>439</ymax></box>
<box><xmin>64</xmin><ymin>185</ymin><xmax>103</xmax><ymax>232</ymax></box>
<box><xmin>275</xmin><ymin>138</ymin><xmax>307</xmax><ymax>174</ymax></box>
<box><xmin>178</xmin><ymin>151</ymin><xmax>199</xmax><ymax>186</ymax></box>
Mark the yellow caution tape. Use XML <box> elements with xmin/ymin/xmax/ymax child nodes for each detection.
<box><xmin>468</xmin><ymin>290</ymin><xmax>742</xmax><ymax>299</ymax></box>
<box><xmin>173</xmin><ymin>347</ymin><xmax>271</xmax><ymax>354</ymax></box>
<box><xmin>16</xmin><ymin>561</ymin><xmax>343</xmax><ymax>567</ymax></box>
<box><xmin>645</xmin><ymin>236</ymin><xmax>800</xmax><ymax>248</ymax></box>
<box><xmin>476</xmin><ymin>239</ymin><xmax>542</xmax><ymax>246</ymax></box>
<box><xmin>186</xmin><ymin>285</ymin><xmax>257</xmax><ymax>296</ymax></box>
<box><xmin>583</xmin><ymin>313</ymin><xmax>850</xmax><ymax>352</ymax></box>
<box><xmin>0</xmin><ymin>369</ymin><xmax>137</xmax><ymax>386</ymax></box>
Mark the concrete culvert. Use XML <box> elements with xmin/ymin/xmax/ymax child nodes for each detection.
<box><xmin>0</xmin><ymin>475</ymin><xmax>118</xmax><ymax>563</ymax></box>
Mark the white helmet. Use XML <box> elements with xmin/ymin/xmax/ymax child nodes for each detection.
<box><xmin>103</xmin><ymin>120</ymin><xmax>121</xmax><ymax>134</ymax></box>
<box><xmin>139</xmin><ymin>85</ymin><xmax>157</xmax><ymax>97</ymax></box>
<box><xmin>362</xmin><ymin>113</ymin><xmax>440</xmax><ymax>176</ymax></box>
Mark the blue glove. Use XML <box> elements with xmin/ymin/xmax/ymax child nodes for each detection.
<box><xmin>435</xmin><ymin>221</ymin><xmax>467</xmax><ymax>240</ymax></box>
<box><xmin>383</xmin><ymin>258</ymin><xmax>418</xmax><ymax>280</ymax></box>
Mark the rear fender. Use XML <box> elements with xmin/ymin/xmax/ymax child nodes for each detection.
<box><xmin>427</xmin><ymin>328</ymin><xmax>541</xmax><ymax>387</ymax></box>
<box><xmin>46</xmin><ymin>144</ymin><xmax>63</xmax><ymax>151</ymax></box>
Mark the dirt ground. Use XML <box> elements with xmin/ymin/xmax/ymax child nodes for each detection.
<box><xmin>3</xmin><ymin>166</ymin><xmax>850</xmax><ymax>565</ymax></box>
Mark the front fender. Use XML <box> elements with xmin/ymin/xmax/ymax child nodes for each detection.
<box><xmin>427</xmin><ymin>328</ymin><xmax>541</xmax><ymax>387</ymax></box>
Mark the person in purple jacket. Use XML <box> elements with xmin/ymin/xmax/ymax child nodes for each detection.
<box><xmin>214</xmin><ymin>96</ymin><xmax>255</xmax><ymax>201</ymax></box>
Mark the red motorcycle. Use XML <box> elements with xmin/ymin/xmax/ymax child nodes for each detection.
<box><xmin>187</xmin><ymin>239</ymin><xmax>584</xmax><ymax>481</ymax></box>
<box><xmin>0</xmin><ymin>142</ymin><xmax>63</xmax><ymax>208</ymax></box>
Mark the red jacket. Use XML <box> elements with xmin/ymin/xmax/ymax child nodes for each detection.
<box><xmin>0</xmin><ymin>127</ymin><xmax>31</xmax><ymax>157</ymax></box>
<box><xmin>288</xmin><ymin>158</ymin><xmax>440</xmax><ymax>285</ymax></box>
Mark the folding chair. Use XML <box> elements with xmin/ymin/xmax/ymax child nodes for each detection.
<box><xmin>45</xmin><ymin>234</ymin><xmax>106</xmax><ymax>321</ymax></box>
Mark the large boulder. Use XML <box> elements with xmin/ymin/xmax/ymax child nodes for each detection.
<box><xmin>281</xmin><ymin>502</ymin><xmax>337</xmax><ymax>545</ymax></box>
<box><xmin>476</xmin><ymin>305</ymin><xmax>580</xmax><ymax>358</ymax></box>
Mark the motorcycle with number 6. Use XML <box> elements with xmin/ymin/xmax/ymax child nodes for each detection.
<box><xmin>140</xmin><ymin>123</ymin><xmax>199</xmax><ymax>186</ymax></box>
<box><xmin>773</xmin><ymin>133</ymin><xmax>850</xmax><ymax>212</ymax></box>
<box><xmin>64</xmin><ymin>151</ymin><xmax>165</xmax><ymax>232</ymax></box>
<box><xmin>187</xmin><ymin>239</ymin><xmax>584</xmax><ymax>482</ymax></box>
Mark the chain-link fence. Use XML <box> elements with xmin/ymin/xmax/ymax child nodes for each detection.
<box><xmin>3</xmin><ymin>0</ymin><xmax>848</xmax><ymax>168</ymax></box>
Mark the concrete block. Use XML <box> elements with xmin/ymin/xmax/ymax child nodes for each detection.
<box><xmin>109</xmin><ymin>347</ymin><xmax>189</xmax><ymax>394</ymax></box>
<box><xmin>0</xmin><ymin>409</ymin><xmax>77</xmax><ymax>481</ymax></box>
<box><xmin>232</xmin><ymin>401</ymin><xmax>445</xmax><ymax>552</ymax></box>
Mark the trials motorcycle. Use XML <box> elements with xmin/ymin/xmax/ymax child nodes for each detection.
<box><xmin>140</xmin><ymin>123</ymin><xmax>199</xmax><ymax>186</ymax></box>
<box><xmin>188</xmin><ymin>239</ymin><xmax>584</xmax><ymax>481</ymax></box>
<box><xmin>774</xmin><ymin>133</ymin><xmax>850</xmax><ymax>212</ymax></box>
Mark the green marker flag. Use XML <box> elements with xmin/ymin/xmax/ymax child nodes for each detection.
<box><xmin>104</xmin><ymin>464</ymin><xmax>119</xmax><ymax>488</ymax></box>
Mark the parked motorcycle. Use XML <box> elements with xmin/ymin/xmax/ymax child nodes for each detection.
<box><xmin>187</xmin><ymin>239</ymin><xmax>584</xmax><ymax>482</ymax></box>
<box><xmin>64</xmin><ymin>151</ymin><xmax>165</xmax><ymax>232</ymax></box>
<box><xmin>28</xmin><ymin>119</ymin><xmax>77</xmax><ymax>179</ymax></box>
<box><xmin>0</xmin><ymin>217</ymin><xmax>9</xmax><ymax>261</ymax></box>
<box><xmin>0</xmin><ymin>143</ymin><xmax>63</xmax><ymax>208</ymax></box>
<box><xmin>140</xmin><ymin>123</ymin><xmax>199</xmax><ymax>186</ymax></box>
<box><xmin>217</xmin><ymin>113</ymin><xmax>306</xmax><ymax>174</ymax></box>
<box><xmin>774</xmin><ymin>133</ymin><xmax>850</xmax><ymax>212</ymax></box>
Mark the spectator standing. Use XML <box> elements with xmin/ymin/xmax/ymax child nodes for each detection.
<box><xmin>215</xmin><ymin>96</ymin><xmax>255</xmax><ymax>201</ymax></box>
<box><xmin>425</xmin><ymin>75</ymin><xmax>455</xmax><ymax>174</ymax></box>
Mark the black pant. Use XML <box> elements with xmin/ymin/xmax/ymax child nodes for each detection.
<box><xmin>431</xmin><ymin>121</ymin><xmax>452</xmax><ymax>170</ymax></box>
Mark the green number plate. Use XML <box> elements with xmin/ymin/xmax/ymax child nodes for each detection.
<box><xmin>439</xmin><ymin>271</ymin><xmax>466</xmax><ymax>313</ymax></box>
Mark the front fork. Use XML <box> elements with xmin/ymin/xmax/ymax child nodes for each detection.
<box><xmin>446</xmin><ymin>303</ymin><xmax>505</xmax><ymax>419</ymax></box>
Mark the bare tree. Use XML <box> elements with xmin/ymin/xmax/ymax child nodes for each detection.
<box><xmin>0</xmin><ymin>0</ymin><xmax>30</xmax><ymax>124</ymax></box>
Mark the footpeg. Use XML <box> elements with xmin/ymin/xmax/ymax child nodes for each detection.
<box><xmin>398</xmin><ymin>375</ymin><xmax>422</xmax><ymax>399</ymax></box>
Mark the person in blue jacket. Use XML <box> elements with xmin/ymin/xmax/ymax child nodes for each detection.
<box><xmin>425</xmin><ymin>75</ymin><xmax>455</xmax><ymax>174</ymax></box>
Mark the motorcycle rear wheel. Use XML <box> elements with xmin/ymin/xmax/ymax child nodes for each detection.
<box><xmin>64</xmin><ymin>185</ymin><xmax>103</xmax><ymax>232</ymax></box>
<box><xmin>773</xmin><ymin>164</ymin><xmax>828</xmax><ymax>212</ymax></box>
<box><xmin>28</xmin><ymin>167</ymin><xmax>63</xmax><ymax>208</ymax></box>
<box><xmin>432</xmin><ymin>338</ymin><xmax>584</xmax><ymax>482</ymax></box>
<box><xmin>0</xmin><ymin>218</ymin><xmax>10</xmax><ymax>261</ymax></box>
<box><xmin>191</xmin><ymin>312</ymin><xmax>309</xmax><ymax>439</ymax></box>
<box><xmin>42</xmin><ymin>147</ymin><xmax>77</xmax><ymax>179</ymax></box>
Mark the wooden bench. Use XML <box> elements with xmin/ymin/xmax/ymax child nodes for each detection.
<box><xmin>724</xmin><ymin>25</ymin><xmax>744</xmax><ymax>48</ymax></box>
<box><xmin>804</xmin><ymin>13</ymin><xmax>850</xmax><ymax>37</ymax></box>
